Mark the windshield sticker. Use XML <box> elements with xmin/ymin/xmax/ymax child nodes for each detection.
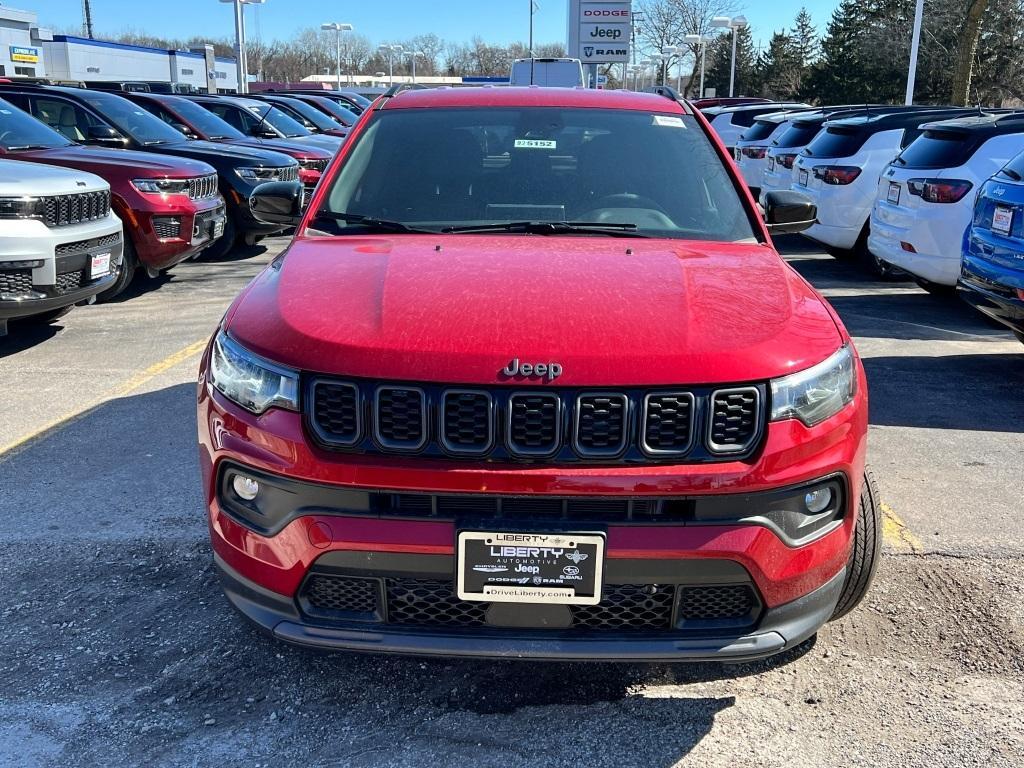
<box><xmin>653</xmin><ymin>115</ymin><xmax>686</xmax><ymax>128</ymax></box>
<box><xmin>514</xmin><ymin>139</ymin><xmax>557</xmax><ymax>149</ymax></box>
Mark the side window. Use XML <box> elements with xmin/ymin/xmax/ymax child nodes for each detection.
<box><xmin>138</xmin><ymin>101</ymin><xmax>174</xmax><ymax>125</ymax></box>
<box><xmin>30</xmin><ymin>97</ymin><xmax>101</xmax><ymax>142</ymax></box>
<box><xmin>207</xmin><ymin>103</ymin><xmax>247</xmax><ymax>132</ymax></box>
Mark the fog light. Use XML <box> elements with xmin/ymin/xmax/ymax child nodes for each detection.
<box><xmin>804</xmin><ymin>488</ymin><xmax>833</xmax><ymax>514</ymax></box>
<box><xmin>232</xmin><ymin>475</ymin><xmax>260</xmax><ymax>501</ymax></box>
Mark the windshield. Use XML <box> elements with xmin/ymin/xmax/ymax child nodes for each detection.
<box><xmin>166</xmin><ymin>97</ymin><xmax>244</xmax><ymax>140</ymax></box>
<box><xmin>271</xmin><ymin>98</ymin><xmax>338</xmax><ymax>131</ymax></box>
<box><xmin>311</xmin><ymin>106</ymin><xmax>756</xmax><ymax>242</ymax></box>
<box><xmin>80</xmin><ymin>90</ymin><xmax>185</xmax><ymax>145</ymax></box>
<box><xmin>896</xmin><ymin>130</ymin><xmax>977</xmax><ymax>169</ymax></box>
<box><xmin>249</xmin><ymin>104</ymin><xmax>312</xmax><ymax>137</ymax></box>
<box><xmin>804</xmin><ymin>126</ymin><xmax>868</xmax><ymax>158</ymax></box>
<box><xmin>306</xmin><ymin>97</ymin><xmax>358</xmax><ymax>126</ymax></box>
<box><xmin>774</xmin><ymin>122</ymin><xmax>822</xmax><ymax>148</ymax></box>
<box><xmin>741</xmin><ymin>121</ymin><xmax>777</xmax><ymax>143</ymax></box>
<box><xmin>0</xmin><ymin>99</ymin><xmax>72</xmax><ymax>149</ymax></box>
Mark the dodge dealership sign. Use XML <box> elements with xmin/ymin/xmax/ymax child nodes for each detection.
<box><xmin>568</xmin><ymin>1</ymin><xmax>632</xmax><ymax>64</ymax></box>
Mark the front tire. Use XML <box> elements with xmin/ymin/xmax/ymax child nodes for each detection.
<box><xmin>97</xmin><ymin>237</ymin><xmax>138</xmax><ymax>302</ymax></box>
<box><xmin>830</xmin><ymin>471</ymin><xmax>882</xmax><ymax>621</ymax></box>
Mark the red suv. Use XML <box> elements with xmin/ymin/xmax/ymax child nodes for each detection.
<box><xmin>198</xmin><ymin>87</ymin><xmax>878</xmax><ymax>661</ymax></box>
<box><xmin>0</xmin><ymin>97</ymin><xmax>225</xmax><ymax>298</ymax></box>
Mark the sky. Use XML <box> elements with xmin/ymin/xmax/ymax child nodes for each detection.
<box><xmin>35</xmin><ymin>1</ymin><xmax>841</xmax><ymax>51</ymax></box>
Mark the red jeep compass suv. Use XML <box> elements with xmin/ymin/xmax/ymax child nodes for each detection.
<box><xmin>198</xmin><ymin>87</ymin><xmax>879</xmax><ymax>661</ymax></box>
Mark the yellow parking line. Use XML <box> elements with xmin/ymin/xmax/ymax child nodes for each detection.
<box><xmin>0</xmin><ymin>338</ymin><xmax>208</xmax><ymax>461</ymax></box>
<box><xmin>881</xmin><ymin>502</ymin><xmax>923</xmax><ymax>553</ymax></box>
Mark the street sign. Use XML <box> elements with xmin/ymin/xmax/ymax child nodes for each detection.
<box><xmin>568</xmin><ymin>0</ymin><xmax>632</xmax><ymax>64</ymax></box>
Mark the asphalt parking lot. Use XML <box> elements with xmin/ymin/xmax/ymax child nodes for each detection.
<box><xmin>1</xmin><ymin>235</ymin><xmax>1022</xmax><ymax>768</ymax></box>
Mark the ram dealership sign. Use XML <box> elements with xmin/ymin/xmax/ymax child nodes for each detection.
<box><xmin>567</xmin><ymin>1</ymin><xmax>632</xmax><ymax>64</ymax></box>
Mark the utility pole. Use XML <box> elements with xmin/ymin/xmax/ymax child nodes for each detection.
<box><xmin>82</xmin><ymin>0</ymin><xmax>94</xmax><ymax>38</ymax></box>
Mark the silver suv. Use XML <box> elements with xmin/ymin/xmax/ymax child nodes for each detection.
<box><xmin>0</xmin><ymin>158</ymin><xmax>123</xmax><ymax>336</ymax></box>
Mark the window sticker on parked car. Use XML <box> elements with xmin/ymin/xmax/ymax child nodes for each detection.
<box><xmin>514</xmin><ymin>139</ymin><xmax>557</xmax><ymax>149</ymax></box>
<box><xmin>652</xmin><ymin>115</ymin><xmax>685</xmax><ymax>128</ymax></box>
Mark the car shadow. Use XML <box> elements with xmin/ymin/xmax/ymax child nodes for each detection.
<box><xmin>0</xmin><ymin>320</ymin><xmax>62</xmax><ymax>357</ymax></box>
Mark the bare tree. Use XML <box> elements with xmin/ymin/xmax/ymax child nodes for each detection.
<box><xmin>951</xmin><ymin>0</ymin><xmax>989</xmax><ymax>105</ymax></box>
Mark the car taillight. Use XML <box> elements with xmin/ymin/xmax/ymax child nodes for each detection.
<box><xmin>907</xmin><ymin>178</ymin><xmax>974</xmax><ymax>204</ymax></box>
<box><xmin>812</xmin><ymin>166</ymin><xmax>862</xmax><ymax>185</ymax></box>
<box><xmin>777</xmin><ymin>153</ymin><xmax>797</xmax><ymax>169</ymax></box>
<box><xmin>742</xmin><ymin>147</ymin><xmax>768</xmax><ymax>160</ymax></box>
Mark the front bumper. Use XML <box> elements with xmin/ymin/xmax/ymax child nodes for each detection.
<box><xmin>127</xmin><ymin>196</ymin><xmax>228</xmax><ymax>271</ymax></box>
<box><xmin>217</xmin><ymin>552</ymin><xmax>845</xmax><ymax>661</ymax></box>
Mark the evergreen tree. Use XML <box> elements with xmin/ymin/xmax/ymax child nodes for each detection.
<box><xmin>705</xmin><ymin>26</ymin><xmax>759</xmax><ymax>98</ymax></box>
<box><xmin>790</xmin><ymin>8</ymin><xmax>819</xmax><ymax>68</ymax></box>
<box><xmin>759</xmin><ymin>31</ymin><xmax>802</xmax><ymax>100</ymax></box>
<box><xmin>805</xmin><ymin>0</ymin><xmax>874</xmax><ymax>104</ymax></box>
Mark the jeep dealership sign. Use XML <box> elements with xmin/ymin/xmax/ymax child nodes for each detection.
<box><xmin>568</xmin><ymin>1</ymin><xmax>632</xmax><ymax>64</ymax></box>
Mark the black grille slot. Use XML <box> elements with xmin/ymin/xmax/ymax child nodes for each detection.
<box><xmin>312</xmin><ymin>381</ymin><xmax>360</xmax><ymax>445</ymax></box>
<box><xmin>55</xmin><ymin>270</ymin><xmax>85</xmax><ymax>294</ymax></box>
<box><xmin>677</xmin><ymin>584</ymin><xmax>756</xmax><ymax>621</ymax></box>
<box><xmin>54</xmin><ymin>233</ymin><xmax>121</xmax><ymax>258</ymax></box>
<box><xmin>436</xmin><ymin>496</ymin><xmax>500</xmax><ymax>517</ymax></box>
<box><xmin>441</xmin><ymin>391</ymin><xmax>492</xmax><ymax>453</ymax></box>
<box><xmin>708</xmin><ymin>388</ymin><xmax>760</xmax><ymax>453</ymax></box>
<box><xmin>152</xmin><ymin>216</ymin><xmax>181</xmax><ymax>239</ymax></box>
<box><xmin>301</xmin><ymin>575</ymin><xmax>380</xmax><ymax>618</ymax></box>
<box><xmin>43</xmin><ymin>190</ymin><xmax>111</xmax><ymax>227</ymax></box>
<box><xmin>643</xmin><ymin>393</ymin><xmax>695</xmax><ymax>455</ymax></box>
<box><xmin>0</xmin><ymin>269</ymin><xmax>33</xmax><ymax>294</ymax></box>
<box><xmin>508</xmin><ymin>393</ymin><xmax>560</xmax><ymax>455</ymax></box>
<box><xmin>573</xmin><ymin>584</ymin><xmax>675</xmax><ymax>629</ymax></box>
<box><xmin>386</xmin><ymin>579</ymin><xmax>488</xmax><ymax>627</ymax></box>
<box><xmin>575</xmin><ymin>394</ymin><xmax>627</xmax><ymax>456</ymax></box>
<box><xmin>375</xmin><ymin>387</ymin><xmax>426</xmax><ymax>449</ymax></box>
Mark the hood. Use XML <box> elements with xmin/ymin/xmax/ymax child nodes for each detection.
<box><xmin>286</xmin><ymin>134</ymin><xmax>343</xmax><ymax>153</ymax></box>
<box><xmin>225</xmin><ymin>137</ymin><xmax>332</xmax><ymax>161</ymax></box>
<box><xmin>0</xmin><ymin>157</ymin><xmax>107</xmax><ymax>195</ymax></box>
<box><xmin>227</xmin><ymin>236</ymin><xmax>843</xmax><ymax>387</ymax></box>
<box><xmin>151</xmin><ymin>139</ymin><xmax>296</xmax><ymax>168</ymax></box>
<box><xmin>14</xmin><ymin>146</ymin><xmax>215</xmax><ymax>178</ymax></box>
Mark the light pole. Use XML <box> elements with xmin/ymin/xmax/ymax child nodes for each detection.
<box><xmin>661</xmin><ymin>46</ymin><xmax>683</xmax><ymax>92</ymax></box>
<box><xmin>905</xmin><ymin>0</ymin><xmax>925</xmax><ymax>104</ymax></box>
<box><xmin>684</xmin><ymin>34</ymin><xmax>712</xmax><ymax>99</ymax></box>
<box><xmin>648</xmin><ymin>54</ymin><xmax>668</xmax><ymax>87</ymax></box>
<box><xmin>321</xmin><ymin>22</ymin><xmax>353</xmax><ymax>90</ymax></box>
<box><xmin>627</xmin><ymin>64</ymin><xmax>643</xmax><ymax>91</ymax></box>
<box><xmin>378</xmin><ymin>44</ymin><xmax>403</xmax><ymax>87</ymax></box>
<box><xmin>405</xmin><ymin>50</ymin><xmax>424</xmax><ymax>84</ymax></box>
<box><xmin>219</xmin><ymin>0</ymin><xmax>265</xmax><ymax>94</ymax></box>
<box><xmin>711</xmin><ymin>15</ymin><xmax>748</xmax><ymax>97</ymax></box>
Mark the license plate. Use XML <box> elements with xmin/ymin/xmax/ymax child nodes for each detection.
<box><xmin>90</xmin><ymin>252</ymin><xmax>111</xmax><ymax>279</ymax></box>
<box><xmin>211</xmin><ymin>218</ymin><xmax>226</xmax><ymax>239</ymax></box>
<box><xmin>457</xmin><ymin>531</ymin><xmax>605</xmax><ymax>605</ymax></box>
<box><xmin>798</xmin><ymin>168</ymin><xmax>809</xmax><ymax>186</ymax></box>
<box><xmin>734</xmin><ymin>147</ymin><xmax>742</xmax><ymax>162</ymax></box>
<box><xmin>887</xmin><ymin>181</ymin><xmax>901</xmax><ymax>205</ymax></box>
<box><xmin>992</xmin><ymin>205</ymin><xmax>1014</xmax><ymax>236</ymax></box>
<box><xmin>767</xmin><ymin>156</ymin><xmax>775</xmax><ymax>172</ymax></box>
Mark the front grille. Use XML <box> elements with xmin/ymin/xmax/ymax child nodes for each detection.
<box><xmin>152</xmin><ymin>216</ymin><xmax>181</xmax><ymax>239</ymax></box>
<box><xmin>575</xmin><ymin>394</ymin><xmax>627</xmax><ymax>456</ymax></box>
<box><xmin>299</xmin><ymin>575</ymin><xmax>758</xmax><ymax>632</ymax></box>
<box><xmin>43</xmin><ymin>190</ymin><xmax>111</xmax><ymax>227</ymax></box>
<box><xmin>188</xmin><ymin>174</ymin><xmax>219</xmax><ymax>200</ymax></box>
<box><xmin>0</xmin><ymin>268</ymin><xmax>33</xmax><ymax>294</ymax></box>
<box><xmin>278</xmin><ymin>165</ymin><xmax>299</xmax><ymax>182</ymax></box>
<box><xmin>708</xmin><ymin>388</ymin><xmax>761</xmax><ymax>454</ymax></box>
<box><xmin>677</xmin><ymin>584</ymin><xmax>756</xmax><ymax>621</ymax></box>
<box><xmin>375</xmin><ymin>387</ymin><xmax>426</xmax><ymax>450</ymax></box>
<box><xmin>55</xmin><ymin>270</ymin><xmax>85</xmax><ymax>294</ymax></box>
<box><xmin>307</xmin><ymin>379</ymin><xmax>766</xmax><ymax>465</ymax></box>
<box><xmin>54</xmin><ymin>233</ymin><xmax>121</xmax><ymax>258</ymax></box>
<box><xmin>508</xmin><ymin>393</ymin><xmax>560</xmax><ymax>456</ymax></box>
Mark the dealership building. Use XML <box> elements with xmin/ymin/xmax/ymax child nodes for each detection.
<box><xmin>0</xmin><ymin>5</ymin><xmax>238</xmax><ymax>92</ymax></box>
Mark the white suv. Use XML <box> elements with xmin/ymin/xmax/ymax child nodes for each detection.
<box><xmin>733</xmin><ymin>108</ymin><xmax>814</xmax><ymax>194</ymax></box>
<box><xmin>705</xmin><ymin>102</ymin><xmax>810</xmax><ymax>155</ymax></box>
<box><xmin>0</xmin><ymin>159</ymin><xmax>123</xmax><ymax>336</ymax></box>
<box><xmin>792</xmin><ymin>108</ymin><xmax>972</xmax><ymax>273</ymax></box>
<box><xmin>869</xmin><ymin>113</ymin><xmax>1024</xmax><ymax>291</ymax></box>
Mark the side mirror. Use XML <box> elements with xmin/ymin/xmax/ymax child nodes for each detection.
<box><xmin>249</xmin><ymin>126</ymin><xmax>278</xmax><ymax>139</ymax></box>
<box><xmin>249</xmin><ymin>181</ymin><xmax>303</xmax><ymax>226</ymax></box>
<box><xmin>763</xmin><ymin>190</ymin><xmax>817</xmax><ymax>234</ymax></box>
<box><xmin>85</xmin><ymin>124</ymin><xmax>128</xmax><ymax>147</ymax></box>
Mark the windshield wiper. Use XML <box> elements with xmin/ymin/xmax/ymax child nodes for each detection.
<box><xmin>1000</xmin><ymin>168</ymin><xmax>1022</xmax><ymax>181</ymax></box>
<box><xmin>315</xmin><ymin>211</ymin><xmax>438</xmax><ymax>234</ymax></box>
<box><xmin>5</xmin><ymin>144</ymin><xmax>55</xmax><ymax>151</ymax></box>
<box><xmin>442</xmin><ymin>221</ymin><xmax>645</xmax><ymax>237</ymax></box>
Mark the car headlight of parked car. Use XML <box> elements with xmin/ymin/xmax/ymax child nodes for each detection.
<box><xmin>770</xmin><ymin>345</ymin><xmax>856</xmax><ymax>427</ymax></box>
<box><xmin>0</xmin><ymin>195</ymin><xmax>44</xmax><ymax>219</ymax></box>
<box><xmin>209</xmin><ymin>331</ymin><xmax>299</xmax><ymax>414</ymax></box>
<box><xmin>131</xmin><ymin>178</ymin><xmax>192</xmax><ymax>195</ymax></box>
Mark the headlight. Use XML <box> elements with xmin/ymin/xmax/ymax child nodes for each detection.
<box><xmin>131</xmin><ymin>178</ymin><xmax>191</xmax><ymax>195</ymax></box>
<box><xmin>770</xmin><ymin>345</ymin><xmax>856</xmax><ymax>427</ymax></box>
<box><xmin>0</xmin><ymin>196</ymin><xmax>44</xmax><ymax>219</ymax></box>
<box><xmin>209</xmin><ymin>331</ymin><xmax>299</xmax><ymax>414</ymax></box>
<box><xmin>235</xmin><ymin>167</ymin><xmax>279</xmax><ymax>183</ymax></box>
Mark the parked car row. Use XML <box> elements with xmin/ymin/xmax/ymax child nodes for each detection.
<box><xmin>0</xmin><ymin>83</ymin><xmax>360</xmax><ymax>337</ymax></box>
<box><xmin>716</xmin><ymin>102</ymin><xmax>1024</xmax><ymax>345</ymax></box>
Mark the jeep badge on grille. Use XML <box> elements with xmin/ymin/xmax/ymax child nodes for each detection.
<box><xmin>501</xmin><ymin>358</ymin><xmax>562</xmax><ymax>381</ymax></box>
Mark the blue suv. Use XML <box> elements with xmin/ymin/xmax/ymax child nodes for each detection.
<box><xmin>960</xmin><ymin>149</ymin><xmax>1024</xmax><ymax>344</ymax></box>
